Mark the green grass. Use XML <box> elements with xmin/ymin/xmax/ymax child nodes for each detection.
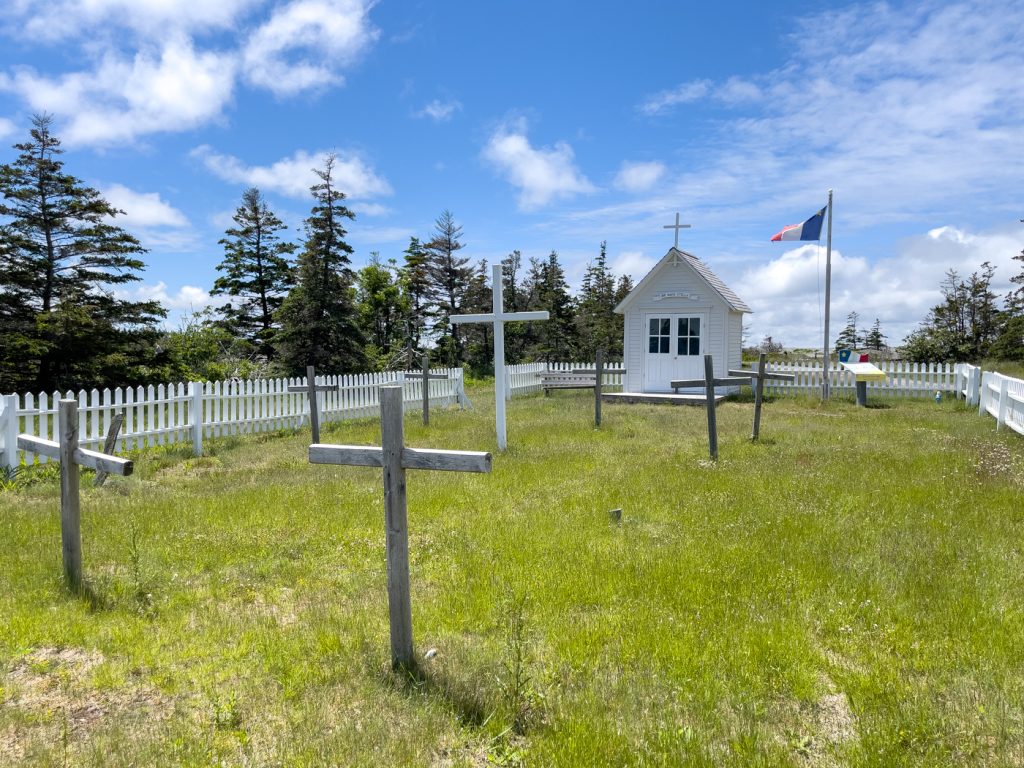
<box><xmin>2</xmin><ymin>387</ymin><xmax>1023</xmax><ymax>766</ymax></box>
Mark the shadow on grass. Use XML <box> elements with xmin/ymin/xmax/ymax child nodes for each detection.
<box><xmin>388</xmin><ymin>655</ymin><xmax>493</xmax><ymax>729</ymax></box>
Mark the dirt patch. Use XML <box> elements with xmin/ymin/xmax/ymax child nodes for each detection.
<box><xmin>1</xmin><ymin>646</ymin><xmax>170</xmax><ymax>763</ymax></box>
<box><xmin>811</xmin><ymin>692</ymin><xmax>857</xmax><ymax>746</ymax></box>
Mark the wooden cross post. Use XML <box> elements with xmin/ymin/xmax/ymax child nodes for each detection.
<box><xmin>287</xmin><ymin>365</ymin><xmax>336</xmax><ymax>443</ymax></box>
<box><xmin>94</xmin><ymin>410</ymin><xmax>125</xmax><ymax>487</ymax></box>
<box><xmin>309</xmin><ymin>385</ymin><xmax>492</xmax><ymax>669</ymax></box>
<box><xmin>671</xmin><ymin>355</ymin><xmax>753</xmax><ymax>461</ymax></box>
<box><xmin>403</xmin><ymin>353</ymin><xmax>449</xmax><ymax>426</ymax></box>
<box><xmin>450</xmin><ymin>263</ymin><xmax>549</xmax><ymax>450</ymax></box>
<box><xmin>563</xmin><ymin>350</ymin><xmax>627</xmax><ymax>427</ymax></box>
<box><xmin>728</xmin><ymin>353</ymin><xmax>795</xmax><ymax>441</ymax></box>
<box><xmin>17</xmin><ymin>399</ymin><xmax>134</xmax><ymax>590</ymax></box>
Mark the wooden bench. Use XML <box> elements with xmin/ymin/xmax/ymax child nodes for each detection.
<box><xmin>539</xmin><ymin>367</ymin><xmax>626</xmax><ymax>396</ymax></box>
<box><xmin>540</xmin><ymin>370</ymin><xmax>598</xmax><ymax>395</ymax></box>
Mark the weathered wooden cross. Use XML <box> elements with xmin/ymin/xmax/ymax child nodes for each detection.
<box><xmin>663</xmin><ymin>212</ymin><xmax>692</xmax><ymax>249</ymax></box>
<box><xmin>449</xmin><ymin>263</ymin><xmax>549</xmax><ymax>450</ymax></box>
<box><xmin>673</xmin><ymin>354</ymin><xmax>796</xmax><ymax>459</ymax></box>
<box><xmin>287</xmin><ymin>365</ymin><xmax>336</xmax><ymax>443</ymax></box>
<box><xmin>17</xmin><ymin>399</ymin><xmax>134</xmax><ymax>590</ymax></box>
<box><xmin>402</xmin><ymin>353</ymin><xmax>450</xmax><ymax>426</ymax></box>
<box><xmin>728</xmin><ymin>353</ymin><xmax>795</xmax><ymax>440</ymax></box>
<box><xmin>672</xmin><ymin>355</ymin><xmax>750</xmax><ymax>460</ymax></box>
<box><xmin>570</xmin><ymin>349</ymin><xmax>627</xmax><ymax>427</ymax></box>
<box><xmin>308</xmin><ymin>385</ymin><xmax>492</xmax><ymax>669</ymax></box>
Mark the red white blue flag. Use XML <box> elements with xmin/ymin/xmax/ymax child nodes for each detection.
<box><xmin>770</xmin><ymin>207</ymin><xmax>826</xmax><ymax>241</ymax></box>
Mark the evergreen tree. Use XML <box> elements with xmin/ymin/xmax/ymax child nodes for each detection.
<box><xmin>356</xmin><ymin>253</ymin><xmax>405</xmax><ymax>369</ymax></box>
<box><xmin>275</xmin><ymin>154</ymin><xmax>366</xmax><ymax>374</ymax></box>
<box><xmin>864</xmin><ymin>318</ymin><xmax>887</xmax><ymax>351</ymax></box>
<box><xmin>398</xmin><ymin>236</ymin><xmax>431</xmax><ymax>355</ymax></box>
<box><xmin>991</xmin><ymin>224</ymin><xmax>1024</xmax><ymax>360</ymax></box>
<box><xmin>501</xmin><ymin>250</ymin><xmax>532</xmax><ymax>362</ymax></box>
<box><xmin>526</xmin><ymin>251</ymin><xmax>577</xmax><ymax>363</ymax></box>
<box><xmin>211</xmin><ymin>187</ymin><xmax>296</xmax><ymax>360</ymax></box>
<box><xmin>835</xmin><ymin>311</ymin><xmax>862</xmax><ymax>350</ymax></box>
<box><xmin>0</xmin><ymin>114</ymin><xmax>165</xmax><ymax>391</ymax></box>
<box><xmin>460</xmin><ymin>260</ymin><xmax>494</xmax><ymax>376</ymax></box>
<box><xmin>576</xmin><ymin>241</ymin><xmax>619</xmax><ymax>360</ymax></box>
<box><xmin>424</xmin><ymin>210</ymin><xmax>472</xmax><ymax>366</ymax></box>
<box><xmin>900</xmin><ymin>265</ymin><xmax>1003</xmax><ymax>362</ymax></box>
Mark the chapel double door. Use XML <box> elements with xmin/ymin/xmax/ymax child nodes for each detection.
<box><xmin>643</xmin><ymin>313</ymin><xmax>705</xmax><ymax>391</ymax></box>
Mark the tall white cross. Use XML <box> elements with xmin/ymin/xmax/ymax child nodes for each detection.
<box><xmin>309</xmin><ymin>385</ymin><xmax>491</xmax><ymax>669</ymax></box>
<box><xmin>663</xmin><ymin>212</ymin><xmax>691</xmax><ymax>249</ymax></box>
<box><xmin>449</xmin><ymin>263</ymin><xmax>549</xmax><ymax>450</ymax></box>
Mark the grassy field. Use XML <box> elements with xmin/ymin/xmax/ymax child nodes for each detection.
<box><xmin>2</xmin><ymin>385</ymin><xmax>1023</xmax><ymax>767</ymax></box>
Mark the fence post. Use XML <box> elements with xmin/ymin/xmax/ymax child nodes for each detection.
<box><xmin>979</xmin><ymin>372</ymin><xmax>989</xmax><ymax>416</ymax></box>
<box><xmin>997</xmin><ymin>376</ymin><xmax>1009</xmax><ymax>431</ymax></box>
<box><xmin>190</xmin><ymin>381</ymin><xmax>204</xmax><ymax>456</ymax></box>
<box><xmin>2</xmin><ymin>394</ymin><xmax>18</xmax><ymax>472</ymax></box>
<box><xmin>968</xmin><ymin>366</ymin><xmax>981</xmax><ymax>406</ymax></box>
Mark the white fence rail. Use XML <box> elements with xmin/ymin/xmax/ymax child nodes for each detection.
<box><xmin>1</xmin><ymin>369</ymin><xmax>466</xmax><ymax>470</ymax></box>
<box><xmin>507</xmin><ymin>361</ymin><xmax>625</xmax><ymax>397</ymax></box>
<box><xmin>977</xmin><ymin>370</ymin><xmax>1024</xmax><ymax>436</ymax></box>
<box><xmin>762</xmin><ymin>361</ymin><xmax>957</xmax><ymax>398</ymax></box>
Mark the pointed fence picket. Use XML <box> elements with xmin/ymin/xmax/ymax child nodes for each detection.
<box><xmin>1</xmin><ymin>367</ymin><xmax>467</xmax><ymax>470</ymax></box>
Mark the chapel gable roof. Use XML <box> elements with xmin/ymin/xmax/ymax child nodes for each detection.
<box><xmin>614</xmin><ymin>247</ymin><xmax>752</xmax><ymax>314</ymax></box>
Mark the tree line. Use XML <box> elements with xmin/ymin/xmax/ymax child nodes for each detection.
<box><xmin>0</xmin><ymin>116</ymin><xmax>633</xmax><ymax>393</ymax></box>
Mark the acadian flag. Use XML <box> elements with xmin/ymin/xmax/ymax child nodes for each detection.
<box><xmin>770</xmin><ymin>207</ymin><xmax>826</xmax><ymax>241</ymax></box>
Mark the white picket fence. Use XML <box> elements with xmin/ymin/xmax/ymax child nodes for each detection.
<box><xmin>507</xmin><ymin>361</ymin><xmax>625</xmax><ymax>397</ymax></box>
<box><xmin>761</xmin><ymin>361</ymin><xmax>957</xmax><ymax>398</ymax></box>
<box><xmin>1</xmin><ymin>369</ymin><xmax>467</xmax><ymax>470</ymax></box>
<box><xmin>945</xmin><ymin>362</ymin><xmax>1024</xmax><ymax>435</ymax></box>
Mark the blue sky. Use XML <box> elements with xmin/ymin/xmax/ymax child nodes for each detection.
<box><xmin>1</xmin><ymin>0</ymin><xmax>1022</xmax><ymax>349</ymax></box>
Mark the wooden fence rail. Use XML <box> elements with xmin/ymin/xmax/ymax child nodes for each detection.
<box><xmin>1</xmin><ymin>369</ymin><xmax>466</xmax><ymax>470</ymax></box>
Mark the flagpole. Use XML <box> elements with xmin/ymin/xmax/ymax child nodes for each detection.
<box><xmin>822</xmin><ymin>189</ymin><xmax>833</xmax><ymax>401</ymax></box>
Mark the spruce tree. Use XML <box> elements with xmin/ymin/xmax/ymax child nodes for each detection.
<box><xmin>424</xmin><ymin>210</ymin><xmax>472</xmax><ymax>366</ymax></box>
<box><xmin>398</xmin><ymin>236</ymin><xmax>432</xmax><ymax>355</ymax></box>
<box><xmin>460</xmin><ymin>260</ymin><xmax>494</xmax><ymax>376</ymax></box>
<box><xmin>0</xmin><ymin>114</ymin><xmax>165</xmax><ymax>392</ymax></box>
<box><xmin>576</xmin><ymin>241</ymin><xmax>618</xmax><ymax>360</ymax></box>
<box><xmin>526</xmin><ymin>251</ymin><xmax>577</xmax><ymax>363</ymax></box>
<box><xmin>211</xmin><ymin>187</ymin><xmax>296</xmax><ymax>360</ymax></box>
<box><xmin>275</xmin><ymin>154</ymin><xmax>366</xmax><ymax>374</ymax></box>
<box><xmin>835</xmin><ymin>311</ymin><xmax>862</xmax><ymax>351</ymax></box>
<box><xmin>864</xmin><ymin>318</ymin><xmax>887</xmax><ymax>351</ymax></box>
<box><xmin>356</xmin><ymin>253</ymin><xmax>405</xmax><ymax>369</ymax></box>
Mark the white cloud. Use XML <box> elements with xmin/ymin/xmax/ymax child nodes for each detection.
<box><xmin>1</xmin><ymin>37</ymin><xmax>236</xmax><ymax>146</ymax></box>
<box><xmin>0</xmin><ymin>1</ymin><xmax>381</xmax><ymax>145</ymax></box>
<box><xmin>193</xmin><ymin>146</ymin><xmax>392</xmax><ymax>200</ymax></box>
<box><xmin>352</xmin><ymin>202</ymin><xmax>392</xmax><ymax>217</ymax></box>
<box><xmin>0</xmin><ymin>116</ymin><xmax>15</xmax><ymax>140</ymax></box>
<box><xmin>415</xmin><ymin>99</ymin><xmax>461</xmax><ymax>122</ymax></box>
<box><xmin>103</xmin><ymin>184</ymin><xmax>189</xmax><ymax>228</ymax></box>
<box><xmin>614</xmin><ymin>161</ymin><xmax>665</xmax><ymax>193</ymax></box>
<box><xmin>242</xmin><ymin>0</ymin><xmax>379</xmax><ymax>96</ymax></box>
<box><xmin>734</xmin><ymin>225</ymin><xmax>1024</xmax><ymax>348</ymax></box>
<box><xmin>610</xmin><ymin>250</ymin><xmax>656</xmax><ymax>282</ymax></box>
<box><xmin>7</xmin><ymin>0</ymin><xmax>258</xmax><ymax>40</ymax></box>
<box><xmin>481</xmin><ymin>119</ymin><xmax>595</xmax><ymax>210</ymax></box>
<box><xmin>639</xmin><ymin>79</ymin><xmax>710</xmax><ymax>115</ymax></box>
<box><xmin>115</xmin><ymin>281</ymin><xmax>213</xmax><ymax>313</ymax></box>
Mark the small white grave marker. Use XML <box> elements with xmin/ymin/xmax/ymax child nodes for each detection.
<box><xmin>309</xmin><ymin>385</ymin><xmax>491</xmax><ymax>669</ymax></box>
<box><xmin>17</xmin><ymin>399</ymin><xmax>133</xmax><ymax>589</ymax></box>
<box><xmin>449</xmin><ymin>264</ymin><xmax>549</xmax><ymax>449</ymax></box>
